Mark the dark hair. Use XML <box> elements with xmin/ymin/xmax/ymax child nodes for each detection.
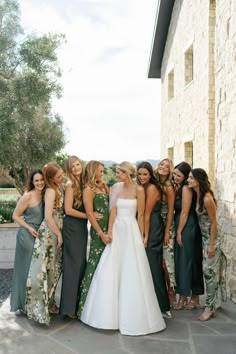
<box><xmin>26</xmin><ymin>169</ymin><xmax>44</xmax><ymax>192</ymax></box>
<box><xmin>191</xmin><ymin>168</ymin><xmax>217</xmax><ymax>212</ymax></box>
<box><xmin>174</xmin><ymin>161</ymin><xmax>191</xmax><ymax>198</ymax></box>
<box><xmin>137</xmin><ymin>161</ymin><xmax>161</xmax><ymax>192</ymax></box>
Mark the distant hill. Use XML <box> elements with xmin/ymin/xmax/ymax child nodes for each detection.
<box><xmin>101</xmin><ymin>159</ymin><xmax>160</xmax><ymax>167</ymax></box>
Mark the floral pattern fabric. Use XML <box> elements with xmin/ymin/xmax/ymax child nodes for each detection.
<box><xmin>25</xmin><ymin>192</ymin><xmax>64</xmax><ymax>325</ymax></box>
<box><xmin>196</xmin><ymin>206</ymin><xmax>227</xmax><ymax>311</ymax></box>
<box><xmin>77</xmin><ymin>192</ymin><xmax>109</xmax><ymax>318</ymax></box>
<box><xmin>161</xmin><ymin>202</ymin><xmax>176</xmax><ymax>289</ymax></box>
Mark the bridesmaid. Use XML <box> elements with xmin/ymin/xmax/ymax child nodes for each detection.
<box><xmin>188</xmin><ymin>168</ymin><xmax>227</xmax><ymax>320</ymax></box>
<box><xmin>155</xmin><ymin>158</ymin><xmax>176</xmax><ymax>305</ymax></box>
<box><xmin>77</xmin><ymin>160</ymin><xmax>111</xmax><ymax>318</ymax></box>
<box><xmin>10</xmin><ymin>170</ymin><xmax>45</xmax><ymax>313</ymax></box>
<box><xmin>137</xmin><ymin>161</ymin><xmax>171</xmax><ymax>318</ymax></box>
<box><xmin>25</xmin><ymin>162</ymin><xmax>64</xmax><ymax>325</ymax></box>
<box><xmin>60</xmin><ymin>156</ymin><xmax>88</xmax><ymax>318</ymax></box>
<box><xmin>173</xmin><ymin>162</ymin><xmax>204</xmax><ymax>310</ymax></box>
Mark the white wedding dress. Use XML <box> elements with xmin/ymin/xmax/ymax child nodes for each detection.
<box><xmin>81</xmin><ymin>198</ymin><xmax>166</xmax><ymax>336</ymax></box>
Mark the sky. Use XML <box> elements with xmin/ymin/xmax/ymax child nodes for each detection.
<box><xmin>19</xmin><ymin>0</ymin><xmax>161</xmax><ymax>162</ymax></box>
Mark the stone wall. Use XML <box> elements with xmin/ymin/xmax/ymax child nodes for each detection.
<box><xmin>0</xmin><ymin>224</ymin><xmax>18</xmax><ymax>269</ymax></box>
<box><xmin>159</xmin><ymin>0</ymin><xmax>236</xmax><ymax>301</ymax></box>
<box><xmin>161</xmin><ymin>0</ymin><xmax>212</xmax><ymax>173</ymax></box>
<box><xmin>215</xmin><ymin>0</ymin><xmax>236</xmax><ymax>302</ymax></box>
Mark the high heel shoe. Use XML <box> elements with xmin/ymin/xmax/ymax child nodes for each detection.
<box><xmin>198</xmin><ymin>311</ymin><xmax>216</xmax><ymax>321</ymax></box>
<box><xmin>174</xmin><ymin>296</ymin><xmax>188</xmax><ymax>310</ymax></box>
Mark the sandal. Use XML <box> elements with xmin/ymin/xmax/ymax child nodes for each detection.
<box><xmin>174</xmin><ymin>296</ymin><xmax>188</xmax><ymax>310</ymax></box>
<box><xmin>68</xmin><ymin>314</ymin><xmax>77</xmax><ymax>319</ymax></box>
<box><xmin>49</xmin><ymin>304</ymin><xmax>59</xmax><ymax>314</ymax></box>
<box><xmin>198</xmin><ymin>311</ymin><xmax>215</xmax><ymax>321</ymax></box>
<box><xmin>186</xmin><ymin>299</ymin><xmax>197</xmax><ymax>310</ymax></box>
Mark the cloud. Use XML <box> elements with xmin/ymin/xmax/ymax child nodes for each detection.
<box><xmin>19</xmin><ymin>0</ymin><xmax>161</xmax><ymax>161</ymax></box>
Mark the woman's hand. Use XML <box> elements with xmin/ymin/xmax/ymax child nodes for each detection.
<box><xmin>164</xmin><ymin>230</ymin><xmax>170</xmax><ymax>247</ymax></box>
<box><xmin>94</xmin><ymin>212</ymin><xmax>103</xmax><ymax>220</ymax></box>
<box><xmin>57</xmin><ymin>233</ymin><xmax>63</xmax><ymax>249</ymax></box>
<box><xmin>143</xmin><ymin>236</ymin><xmax>148</xmax><ymax>248</ymax></box>
<box><xmin>207</xmin><ymin>244</ymin><xmax>215</xmax><ymax>258</ymax></box>
<box><xmin>177</xmin><ymin>231</ymin><xmax>183</xmax><ymax>247</ymax></box>
<box><xmin>28</xmin><ymin>226</ymin><xmax>39</xmax><ymax>238</ymax></box>
<box><xmin>100</xmin><ymin>231</ymin><xmax>112</xmax><ymax>245</ymax></box>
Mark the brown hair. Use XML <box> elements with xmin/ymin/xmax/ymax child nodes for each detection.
<box><xmin>43</xmin><ymin>162</ymin><xmax>63</xmax><ymax>208</ymax></box>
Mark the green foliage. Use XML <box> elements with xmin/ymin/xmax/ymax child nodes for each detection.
<box><xmin>0</xmin><ymin>194</ymin><xmax>19</xmax><ymax>223</ymax></box>
<box><xmin>0</xmin><ymin>182</ymin><xmax>15</xmax><ymax>188</ymax></box>
<box><xmin>0</xmin><ymin>0</ymin><xmax>67</xmax><ymax>194</ymax></box>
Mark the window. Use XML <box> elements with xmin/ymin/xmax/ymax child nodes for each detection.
<box><xmin>184</xmin><ymin>141</ymin><xmax>193</xmax><ymax>166</ymax></box>
<box><xmin>168</xmin><ymin>69</ymin><xmax>174</xmax><ymax>101</ymax></box>
<box><xmin>168</xmin><ymin>147</ymin><xmax>174</xmax><ymax>161</ymax></box>
<box><xmin>184</xmin><ymin>45</ymin><xmax>193</xmax><ymax>86</ymax></box>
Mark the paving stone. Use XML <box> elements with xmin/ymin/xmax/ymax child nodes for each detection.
<box><xmin>192</xmin><ymin>335</ymin><xmax>236</xmax><ymax>354</ymax></box>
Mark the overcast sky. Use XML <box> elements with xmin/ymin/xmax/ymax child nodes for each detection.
<box><xmin>19</xmin><ymin>0</ymin><xmax>161</xmax><ymax>162</ymax></box>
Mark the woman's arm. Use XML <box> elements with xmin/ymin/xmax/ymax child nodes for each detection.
<box><xmin>176</xmin><ymin>186</ymin><xmax>193</xmax><ymax>247</ymax></box>
<box><xmin>83</xmin><ymin>187</ymin><xmax>111</xmax><ymax>245</ymax></box>
<box><xmin>164</xmin><ymin>183</ymin><xmax>175</xmax><ymax>246</ymax></box>
<box><xmin>64</xmin><ymin>182</ymin><xmax>87</xmax><ymax>219</ymax></box>
<box><xmin>107</xmin><ymin>205</ymin><xmax>117</xmax><ymax>238</ymax></box>
<box><xmin>13</xmin><ymin>193</ymin><xmax>39</xmax><ymax>237</ymax></box>
<box><xmin>137</xmin><ymin>185</ymin><xmax>146</xmax><ymax>242</ymax></box>
<box><xmin>144</xmin><ymin>185</ymin><xmax>160</xmax><ymax>247</ymax></box>
<box><xmin>44</xmin><ymin>188</ymin><xmax>63</xmax><ymax>249</ymax></box>
<box><xmin>204</xmin><ymin>194</ymin><xmax>217</xmax><ymax>258</ymax></box>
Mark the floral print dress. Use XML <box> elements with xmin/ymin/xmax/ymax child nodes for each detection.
<box><xmin>78</xmin><ymin>192</ymin><xmax>109</xmax><ymax>318</ymax></box>
<box><xmin>161</xmin><ymin>202</ymin><xmax>176</xmax><ymax>289</ymax></box>
<box><xmin>25</xmin><ymin>190</ymin><xmax>64</xmax><ymax>325</ymax></box>
<box><xmin>196</xmin><ymin>206</ymin><xmax>227</xmax><ymax>311</ymax></box>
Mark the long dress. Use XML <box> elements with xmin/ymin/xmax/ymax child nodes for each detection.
<box><xmin>161</xmin><ymin>202</ymin><xmax>176</xmax><ymax>289</ymax></box>
<box><xmin>80</xmin><ymin>198</ymin><xmax>166</xmax><ymax>336</ymax></box>
<box><xmin>196</xmin><ymin>206</ymin><xmax>227</xmax><ymax>311</ymax></box>
<box><xmin>10</xmin><ymin>202</ymin><xmax>44</xmax><ymax>312</ymax></box>
<box><xmin>60</xmin><ymin>203</ymin><xmax>88</xmax><ymax>315</ymax></box>
<box><xmin>174</xmin><ymin>197</ymin><xmax>204</xmax><ymax>296</ymax></box>
<box><xmin>145</xmin><ymin>186</ymin><xmax>170</xmax><ymax>313</ymax></box>
<box><xmin>25</xmin><ymin>191</ymin><xmax>64</xmax><ymax>325</ymax></box>
<box><xmin>77</xmin><ymin>192</ymin><xmax>109</xmax><ymax>317</ymax></box>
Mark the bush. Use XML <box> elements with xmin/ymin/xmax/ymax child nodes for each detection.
<box><xmin>0</xmin><ymin>183</ymin><xmax>15</xmax><ymax>188</ymax></box>
<box><xmin>0</xmin><ymin>197</ymin><xmax>19</xmax><ymax>224</ymax></box>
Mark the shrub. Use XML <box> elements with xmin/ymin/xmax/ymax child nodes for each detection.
<box><xmin>0</xmin><ymin>183</ymin><xmax>15</xmax><ymax>188</ymax></box>
<box><xmin>0</xmin><ymin>197</ymin><xmax>19</xmax><ymax>224</ymax></box>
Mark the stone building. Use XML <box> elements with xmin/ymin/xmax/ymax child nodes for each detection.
<box><xmin>148</xmin><ymin>0</ymin><xmax>236</xmax><ymax>302</ymax></box>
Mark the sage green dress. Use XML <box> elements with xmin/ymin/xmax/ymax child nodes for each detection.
<box><xmin>196</xmin><ymin>206</ymin><xmax>227</xmax><ymax>311</ymax></box>
<box><xmin>161</xmin><ymin>202</ymin><xmax>176</xmax><ymax>289</ymax></box>
<box><xmin>10</xmin><ymin>202</ymin><xmax>44</xmax><ymax>312</ymax></box>
<box><xmin>78</xmin><ymin>192</ymin><xmax>109</xmax><ymax>318</ymax></box>
<box><xmin>25</xmin><ymin>190</ymin><xmax>64</xmax><ymax>325</ymax></box>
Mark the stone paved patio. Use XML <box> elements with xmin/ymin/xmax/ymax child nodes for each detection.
<box><xmin>0</xmin><ymin>293</ymin><xmax>235</xmax><ymax>354</ymax></box>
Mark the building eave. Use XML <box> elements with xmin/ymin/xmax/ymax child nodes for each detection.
<box><xmin>148</xmin><ymin>0</ymin><xmax>175</xmax><ymax>78</ymax></box>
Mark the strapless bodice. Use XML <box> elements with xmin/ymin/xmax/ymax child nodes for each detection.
<box><xmin>116</xmin><ymin>198</ymin><xmax>137</xmax><ymax>219</ymax></box>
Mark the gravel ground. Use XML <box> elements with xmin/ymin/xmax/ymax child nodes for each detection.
<box><xmin>0</xmin><ymin>269</ymin><xmax>13</xmax><ymax>308</ymax></box>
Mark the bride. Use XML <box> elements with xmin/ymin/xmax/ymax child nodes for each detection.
<box><xmin>80</xmin><ymin>161</ymin><xmax>166</xmax><ymax>336</ymax></box>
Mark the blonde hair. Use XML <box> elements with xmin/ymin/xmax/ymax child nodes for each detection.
<box><xmin>117</xmin><ymin>161</ymin><xmax>136</xmax><ymax>180</ymax></box>
<box><xmin>84</xmin><ymin>160</ymin><xmax>105</xmax><ymax>192</ymax></box>
<box><xmin>154</xmin><ymin>158</ymin><xmax>174</xmax><ymax>182</ymax></box>
<box><xmin>65</xmin><ymin>156</ymin><xmax>84</xmax><ymax>209</ymax></box>
<box><xmin>43</xmin><ymin>162</ymin><xmax>63</xmax><ymax>208</ymax></box>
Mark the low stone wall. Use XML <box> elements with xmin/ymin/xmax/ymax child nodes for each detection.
<box><xmin>0</xmin><ymin>224</ymin><xmax>18</xmax><ymax>269</ymax></box>
<box><xmin>0</xmin><ymin>188</ymin><xmax>20</xmax><ymax>197</ymax></box>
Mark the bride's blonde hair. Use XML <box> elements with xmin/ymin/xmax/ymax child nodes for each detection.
<box><xmin>117</xmin><ymin>161</ymin><xmax>136</xmax><ymax>181</ymax></box>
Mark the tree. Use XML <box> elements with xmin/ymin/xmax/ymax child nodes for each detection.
<box><xmin>0</xmin><ymin>0</ymin><xmax>66</xmax><ymax>193</ymax></box>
